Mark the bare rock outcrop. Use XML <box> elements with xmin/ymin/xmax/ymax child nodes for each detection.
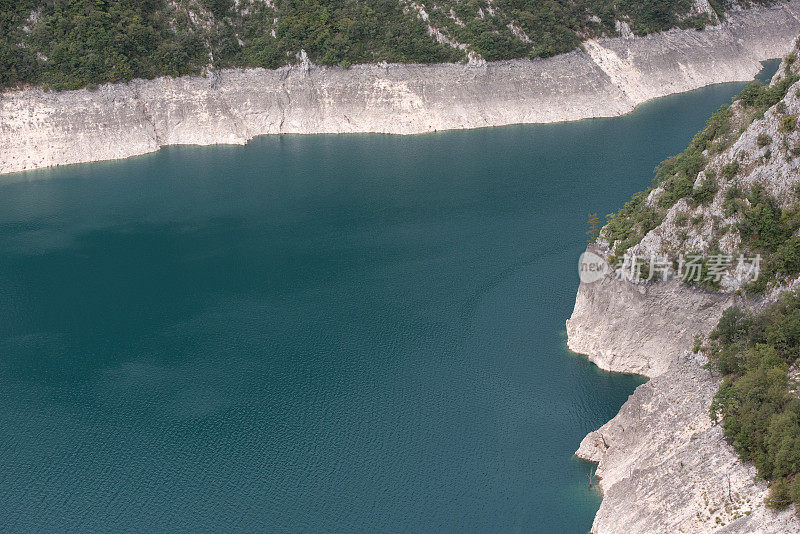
<box><xmin>569</xmin><ymin>252</ymin><xmax>799</xmax><ymax>532</ymax></box>
<box><xmin>569</xmin><ymin>25</ymin><xmax>800</xmax><ymax>531</ymax></box>
<box><xmin>566</xmin><ymin>247</ymin><xmax>734</xmax><ymax>376</ymax></box>
<box><xmin>3</xmin><ymin>2</ymin><xmax>800</xmax><ymax>175</ymax></box>
<box><xmin>618</xmin><ymin>36</ymin><xmax>800</xmax><ymax>295</ymax></box>
<box><xmin>577</xmin><ymin>354</ymin><xmax>798</xmax><ymax>533</ymax></box>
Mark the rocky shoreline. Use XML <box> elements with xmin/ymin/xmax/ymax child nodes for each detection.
<box><xmin>3</xmin><ymin>2</ymin><xmax>800</xmax><ymax>175</ymax></box>
<box><xmin>568</xmin><ymin>250</ymin><xmax>799</xmax><ymax>533</ymax></box>
<box><xmin>568</xmin><ymin>28</ymin><xmax>800</xmax><ymax>531</ymax></box>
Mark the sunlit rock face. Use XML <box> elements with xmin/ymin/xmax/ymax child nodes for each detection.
<box><xmin>3</xmin><ymin>2</ymin><xmax>800</xmax><ymax>175</ymax></box>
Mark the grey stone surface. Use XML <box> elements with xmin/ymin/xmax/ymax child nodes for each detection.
<box><xmin>569</xmin><ymin>253</ymin><xmax>798</xmax><ymax>532</ymax></box>
<box><xmin>2</xmin><ymin>2</ymin><xmax>799</xmax><ymax>175</ymax></box>
<box><xmin>568</xmin><ymin>45</ymin><xmax>800</xmax><ymax>529</ymax></box>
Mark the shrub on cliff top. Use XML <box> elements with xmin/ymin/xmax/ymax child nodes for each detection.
<box><xmin>739</xmin><ymin>74</ymin><xmax>800</xmax><ymax>117</ymax></box>
<box><xmin>603</xmin><ymin>103</ymin><xmax>731</xmax><ymax>253</ymax></box>
<box><xmin>603</xmin><ymin>53</ymin><xmax>800</xmax><ymax>292</ymax></box>
<box><xmin>603</xmin><ymin>188</ymin><xmax>664</xmax><ymax>257</ymax></box>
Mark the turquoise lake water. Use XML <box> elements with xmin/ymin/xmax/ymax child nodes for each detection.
<box><xmin>0</xmin><ymin>78</ymin><xmax>764</xmax><ymax>532</ymax></box>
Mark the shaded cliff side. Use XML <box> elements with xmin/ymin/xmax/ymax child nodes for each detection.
<box><xmin>570</xmin><ymin>252</ymin><xmax>798</xmax><ymax>533</ymax></box>
<box><xmin>569</xmin><ymin>31</ymin><xmax>800</xmax><ymax>534</ymax></box>
<box><xmin>3</xmin><ymin>2</ymin><xmax>800</xmax><ymax>175</ymax></box>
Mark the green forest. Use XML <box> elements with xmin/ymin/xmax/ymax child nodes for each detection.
<box><xmin>0</xmin><ymin>0</ymin><xmax>781</xmax><ymax>91</ymax></box>
<box><xmin>707</xmin><ymin>294</ymin><xmax>800</xmax><ymax>511</ymax></box>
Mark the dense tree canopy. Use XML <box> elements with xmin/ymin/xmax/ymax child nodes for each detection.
<box><xmin>0</xmin><ymin>0</ymin><xmax>783</xmax><ymax>90</ymax></box>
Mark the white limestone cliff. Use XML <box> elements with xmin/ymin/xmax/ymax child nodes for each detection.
<box><xmin>569</xmin><ymin>251</ymin><xmax>799</xmax><ymax>533</ymax></box>
<box><xmin>3</xmin><ymin>2</ymin><xmax>800</xmax><ymax>175</ymax></box>
<box><xmin>568</xmin><ymin>43</ymin><xmax>800</xmax><ymax>533</ymax></box>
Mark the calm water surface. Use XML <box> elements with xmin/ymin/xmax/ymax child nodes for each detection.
<box><xmin>0</xmin><ymin>79</ymin><xmax>762</xmax><ymax>532</ymax></box>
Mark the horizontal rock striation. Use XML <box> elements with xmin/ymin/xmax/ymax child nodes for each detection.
<box><xmin>566</xmin><ymin>247</ymin><xmax>735</xmax><ymax>376</ymax></box>
<box><xmin>569</xmin><ymin>251</ymin><xmax>799</xmax><ymax>533</ymax></box>
<box><xmin>3</xmin><ymin>2</ymin><xmax>800</xmax><ymax>175</ymax></box>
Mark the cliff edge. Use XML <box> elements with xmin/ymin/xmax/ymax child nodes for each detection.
<box><xmin>569</xmin><ymin>253</ymin><xmax>798</xmax><ymax>533</ymax></box>
<box><xmin>568</xmin><ymin>30</ymin><xmax>800</xmax><ymax>532</ymax></box>
<box><xmin>3</xmin><ymin>2</ymin><xmax>800</xmax><ymax>175</ymax></box>
<box><xmin>566</xmin><ymin>246</ymin><xmax>735</xmax><ymax>376</ymax></box>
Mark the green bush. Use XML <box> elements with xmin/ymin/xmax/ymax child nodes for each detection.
<box><xmin>692</xmin><ymin>175</ymin><xmax>719</xmax><ymax>205</ymax></box>
<box><xmin>786</xmin><ymin>52</ymin><xmax>798</xmax><ymax>70</ymax></box>
<box><xmin>757</xmin><ymin>133</ymin><xmax>773</xmax><ymax>148</ymax></box>
<box><xmin>739</xmin><ymin>186</ymin><xmax>800</xmax><ymax>252</ymax></box>
<box><xmin>0</xmin><ymin>0</ymin><xmax>776</xmax><ymax>91</ymax></box>
<box><xmin>722</xmin><ymin>161</ymin><xmax>740</xmax><ymax>180</ymax></box>
<box><xmin>658</xmin><ymin>173</ymin><xmax>696</xmax><ymax>208</ymax></box>
<box><xmin>709</xmin><ymin>293</ymin><xmax>800</xmax><ymax>509</ymax></box>
<box><xmin>768</xmin><ymin>236</ymin><xmax>800</xmax><ymax>280</ymax></box>
<box><xmin>738</xmin><ymin>81</ymin><xmax>765</xmax><ymax>107</ymax></box>
<box><xmin>723</xmin><ymin>197</ymin><xmax>745</xmax><ymax>217</ymax></box>
<box><xmin>711</xmin><ymin>306</ymin><xmax>750</xmax><ymax>344</ymax></box>
<box><xmin>767</xmin><ymin>478</ymin><xmax>793</xmax><ymax>510</ymax></box>
<box><xmin>603</xmin><ymin>189</ymin><xmax>664</xmax><ymax>257</ymax></box>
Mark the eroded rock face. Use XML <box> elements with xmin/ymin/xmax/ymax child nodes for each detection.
<box><xmin>568</xmin><ymin>250</ymin><xmax>799</xmax><ymax>533</ymax></box>
<box><xmin>3</xmin><ymin>2</ymin><xmax>800</xmax><ymax>175</ymax></box>
<box><xmin>567</xmin><ymin>247</ymin><xmax>735</xmax><ymax>377</ymax></box>
<box><xmin>577</xmin><ymin>356</ymin><xmax>798</xmax><ymax>534</ymax></box>
<box><xmin>621</xmin><ymin>43</ymin><xmax>800</xmax><ymax>294</ymax></box>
